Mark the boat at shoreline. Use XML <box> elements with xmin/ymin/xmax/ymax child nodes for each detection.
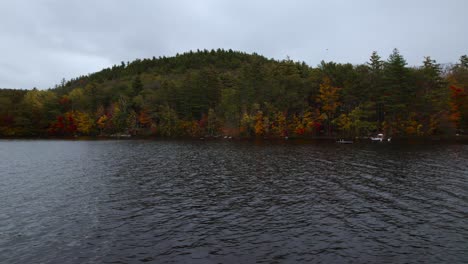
<box><xmin>370</xmin><ymin>133</ymin><xmax>391</xmax><ymax>142</ymax></box>
<box><xmin>337</xmin><ymin>139</ymin><xmax>353</xmax><ymax>144</ymax></box>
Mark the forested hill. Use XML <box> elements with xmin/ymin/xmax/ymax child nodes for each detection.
<box><xmin>0</xmin><ymin>49</ymin><xmax>467</xmax><ymax>138</ymax></box>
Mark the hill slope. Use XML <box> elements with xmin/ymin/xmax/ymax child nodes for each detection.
<box><xmin>0</xmin><ymin>49</ymin><xmax>467</xmax><ymax>138</ymax></box>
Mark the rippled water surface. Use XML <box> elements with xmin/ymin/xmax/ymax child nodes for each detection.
<box><xmin>1</xmin><ymin>140</ymin><xmax>467</xmax><ymax>263</ymax></box>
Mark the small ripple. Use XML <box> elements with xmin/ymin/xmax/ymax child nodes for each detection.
<box><xmin>1</xmin><ymin>141</ymin><xmax>468</xmax><ymax>263</ymax></box>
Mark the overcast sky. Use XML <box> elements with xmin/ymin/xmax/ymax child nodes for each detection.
<box><xmin>1</xmin><ymin>0</ymin><xmax>467</xmax><ymax>89</ymax></box>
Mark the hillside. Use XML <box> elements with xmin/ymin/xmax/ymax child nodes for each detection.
<box><xmin>0</xmin><ymin>49</ymin><xmax>467</xmax><ymax>138</ymax></box>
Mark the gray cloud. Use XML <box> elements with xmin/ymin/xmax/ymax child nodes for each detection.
<box><xmin>1</xmin><ymin>0</ymin><xmax>467</xmax><ymax>89</ymax></box>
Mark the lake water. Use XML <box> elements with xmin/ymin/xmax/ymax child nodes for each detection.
<box><xmin>0</xmin><ymin>140</ymin><xmax>467</xmax><ymax>263</ymax></box>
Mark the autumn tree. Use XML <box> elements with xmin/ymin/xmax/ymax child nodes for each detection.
<box><xmin>316</xmin><ymin>77</ymin><xmax>341</xmax><ymax>136</ymax></box>
<box><xmin>446</xmin><ymin>55</ymin><xmax>468</xmax><ymax>133</ymax></box>
<box><xmin>74</xmin><ymin>111</ymin><xmax>94</xmax><ymax>135</ymax></box>
<box><xmin>157</xmin><ymin>105</ymin><xmax>179</xmax><ymax>137</ymax></box>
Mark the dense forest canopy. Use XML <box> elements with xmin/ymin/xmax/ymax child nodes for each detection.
<box><xmin>0</xmin><ymin>49</ymin><xmax>467</xmax><ymax>138</ymax></box>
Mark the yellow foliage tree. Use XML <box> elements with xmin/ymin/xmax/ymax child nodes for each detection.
<box><xmin>254</xmin><ymin>111</ymin><xmax>264</xmax><ymax>136</ymax></box>
<box><xmin>288</xmin><ymin>115</ymin><xmax>304</xmax><ymax>135</ymax></box>
<box><xmin>96</xmin><ymin>115</ymin><xmax>108</xmax><ymax>133</ymax></box>
<box><xmin>22</xmin><ymin>89</ymin><xmax>44</xmax><ymax>111</ymax></box>
<box><xmin>68</xmin><ymin>88</ymin><xmax>86</xmax><ymax>111</ymax></box>
<box><xmin>317</xmin><ymin>77</ymin><xmax>340</xmax><ymax>114</ymax></box>
<box><xmin>240</xmin><ymin>113</ymin><xmax>254</xmax><ymax>136</ymax></box>
<box><xmin>316</xmin><ymin>77</ymin><xmax>341</xmax><ymax>135</ymax></box>
<box><xmin>303</xmin><ymin>109</ymin><xmax>322</xmax><ymax>135</ymax></box>
<box><xmin>401</xmin><ymin>113</ymin><xmax>423</xmax><ymax>136</ymax></box>
<box><xmin>272</xmin><ymin>111</ymin><xmax>287</xmax><ymax>137</ymax></box>
<box><xmin>74</xmin><ymin>111</ymin><xmax>94</xmax><ymax>135</ymax></box>
<box><xmin>334</xmin><ymin>113</ymin><xmax>352</xmax><ymax>134</ymax></box>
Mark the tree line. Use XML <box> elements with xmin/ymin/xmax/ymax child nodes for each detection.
<box><xmin>0</xmin><ymin>49</ymin><xmax>467</xmax><ymax>138</ymax></box>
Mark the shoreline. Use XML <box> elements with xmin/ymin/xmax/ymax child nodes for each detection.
<box><xmin>1</xmin><ymin>135</ymin><xmax>467</xmax><ymax>143</ymax></box>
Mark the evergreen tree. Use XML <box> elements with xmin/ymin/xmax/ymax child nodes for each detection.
<box><xmin>132</xmin><ymin>76</ymin><xmax>143</xmax><ymax>96</ymax></box>
<box><xmin>382</xmin><ymin>49</ymin><xmax>412</xmax><ymax>133</ymax></box>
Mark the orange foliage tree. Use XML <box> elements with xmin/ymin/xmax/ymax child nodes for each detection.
<box><xmin>316</xmin><ymin>77</ymin><xmax>341</xmax><ymax>136</ymax></box>
<box><xmin>254</xmin><ymin>111</ymin><xmax>264</xmax><ymax>136</ymax></box>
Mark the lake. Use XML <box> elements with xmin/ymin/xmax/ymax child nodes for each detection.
<box><xmin>0</xmin><ymin>140</ymin><xmax>467</xmax><ymax>263</ymax></box>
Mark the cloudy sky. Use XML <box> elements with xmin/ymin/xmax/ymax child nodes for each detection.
<box><xmin>1</xmin><ymin>0</ymin><xmax>467</xmax><ymax>89</ymax></box>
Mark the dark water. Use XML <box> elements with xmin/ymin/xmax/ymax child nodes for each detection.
<box><xmin>0</xmin><ymin>140</ymin><xmax>467</xmax><ymax>263</ymax></box>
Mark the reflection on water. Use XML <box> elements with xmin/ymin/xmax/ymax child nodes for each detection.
<box><xmin>0</xmin><ymin>140</ymin><xmax>467</xmax><ymax>263</ymax></box>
